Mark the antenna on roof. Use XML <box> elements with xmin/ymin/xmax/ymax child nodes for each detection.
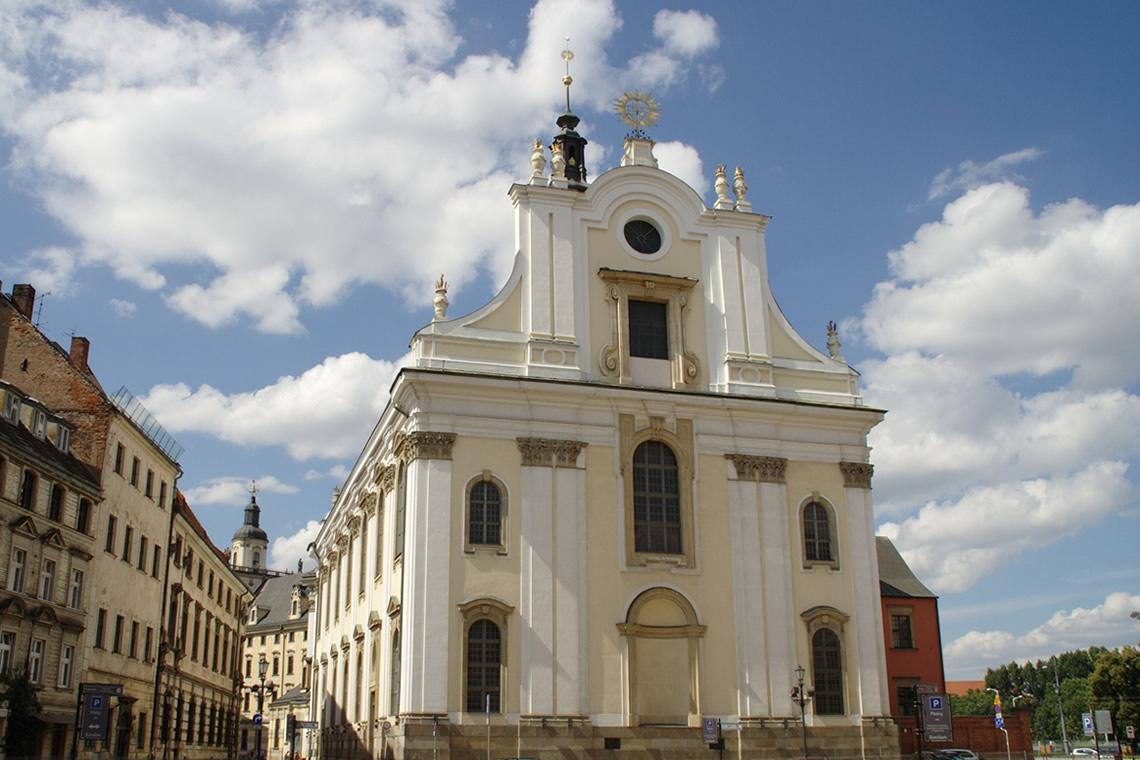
<box><xmin>33</xmin><ymin>290</ymin><xmax>51</xmax><ymax>327</ymax></box>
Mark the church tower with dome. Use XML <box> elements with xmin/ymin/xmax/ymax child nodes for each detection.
<box><xmin>308</xmin><ymin>51</ymin><xmax>896</xmax><ymax>760</ymax></box>
<box><xmin>231</xmin><ymin>483</ymin><xmax>271</xmax><ymax>593</ymax></box>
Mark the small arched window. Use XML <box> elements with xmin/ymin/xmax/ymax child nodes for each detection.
<box><xmin>803</xmin><ymin>501</ymin><xmax>834</xmax><ymax>564</ymax></box>
<box><xmin>812</xmin><ymin>628</ymin><xmax>844</xmax><ymax>715</ymax></box>
<box><xmin>466</xmin><ymin>619</ymin><xmax>502</xmax><ymax>713</ymax></box>
<box><xmin>632</xmin><ymin>441</ymin><xmax>681</xmax><ymax>554</ymax></box>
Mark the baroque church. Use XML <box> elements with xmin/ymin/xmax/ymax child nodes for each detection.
<box><xmin>309</xmin><ymin>73</ymin><xmax>896</xmax><ymax>760</ymax></box>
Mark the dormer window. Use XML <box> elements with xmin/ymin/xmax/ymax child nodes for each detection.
<box><xmin>32</xmin><ymin>410</ymin><xmax>47</xmax><ymax>439</ymax></box>
<box><xmin>55</xmin><ymin>426</ymin><xmax>70</xmax><ymax>453</ymax></box>
<box><xmin>3</xmin><ymin>394</ymin><xmax>19</xmax><ymax>423</ymax></box>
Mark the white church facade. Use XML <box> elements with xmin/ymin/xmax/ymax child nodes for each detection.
<box><xmin>309</xmin><ymin>89</ymin><xmax>897</xmax><ymax>760</ymax></box>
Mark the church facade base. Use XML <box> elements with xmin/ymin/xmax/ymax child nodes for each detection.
<box><xmin>327</xmin><ymin>718</ymin><xmax>901</xmax><ymax>760</ymax></box>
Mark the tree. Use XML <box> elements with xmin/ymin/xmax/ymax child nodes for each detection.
<box><xmin>952</xmin><ymin>688</ymin><xmax>996</xmax><ymax>717</ymax></box>
<box><xmin>1</xmin><ymin>667</ymin><xmax>44</xmax><ymax>758</ymax></box>
<box><xmin>1089</xmin><ymin>646</ymin><xmax>1140</xmax><ymax>736</ymax></box>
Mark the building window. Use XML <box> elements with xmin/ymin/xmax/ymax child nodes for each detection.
<box><xmin>114</xmin><ymin>443</ymin><xmax>125</xmax><ymax>475</ymax></box>
<box><xmin>59</xmin><ymin>644</ymin><xmax>75</xmax><ymax>687</ymax></box>
<box><xmin>48</xmin><ymin>483</ymin><xmax>64</xmax><ymax>521</ymax></box>
<box><xmin>598</xmin><ymin>268</ymin><xmax>700</xmax><ymax>389</ymax></box>
<box><xmin>395</xmin><ymin>463</ymin><xmax>407</xmax><ymax>562</ymax></box>
<box><xmin>629</xmin><ymin>299</ymin><xmax>669</xmax><ymax>359</ymax></box>
<box><xmin>466</xmin><ymin>475</ymin><xmax>506</xmax><ymax>552</ymax></box>
<box><xmin>619</xmin><ymin>415</ymin><xmax>695</xmax><ymax>569</ymax></box>
<box><xmin>287</xmin><ymin>655</ymin><xmax>294</xmax><ymax>675</ymax></box>
<box><xmin>890</xmin><ymin>610</ymin><xmax>915</xmax><ymax>649</ymax></box>
<box><xmin>123</xmin><ymin>525</ymin><xmax>133</xmax><ymax>563</ymax></box>
<box><xmin>0</xmin><ymin>631</ymin><xmax>14</xmax><ymax>674</ymax></box>
<box><xmin>69</xmin><ymin>569</ymin><xmax>84</xmax><ymax>609</ymax></box>
<box><xmin>390</xmin><ymin>627</ymin><xmax>401</xmax><ymax>717</ymax></box>
<box><xmin>374</xmin><ymin>497</ymin><xmax>385</xmax><ymax>577</ymax></box>
<box><xmin>273</xmin><ymin>655</ymin><xmax>280</xmax><ymax>677</ymax></box>
<box><xmin>129</xmin><ymin>621</ymin><xmax>139</xmax><ymax>658</ymax></box>
<box><xmin>19</xmin><ymin>469</ymin><xmax>37</xmax><ymax>510</ymax></box>
<box><xmin>28</xmin><ymin>638</ymin><xmax>44</xmax><ymax>683</ymax></box>
<box><xmin>466</xmin><ymin>620</ymin><xmax>502</xmax><ymax>713</ymax></box>
<box><xmin>811</xmin><ymin>629</ymin><xmax>844</xmax><ymax>715</ymax></box>
<box><xmin>130</xmin><ymin>457</ymin><xmax>140</xmax><ymax>487</ymax></box>
<box><xmin>159</xmin><ymin>481</ymin><xmax>167</xmax><ymax>508</ymax></box>
<box><xmin>39</xmin><ymin>558</ymin><xmax>55</xmax><ymax>601</ymax></box>
<box><xmin>623</xmin><ymin>218</ymin><xmax>663</xmax><ymax>255</ymax></box>
<box><xmin>152</xmin><ymin>546</ymin><xmax>162</xmax><ymax>578</ymax></box>
<box><xmin>8</xmin><ymin>548</ymin><xmax>26</xmax><ymax>593</ymax></box>
<box><xmin>113</xmin><ymin>614</ymin><xmax>124</xmax><ymax>654</ymax></box>
<box><xmin>145</xmin><ymin>627</ymin><xmax>154</xmax><ymax>663</ymax></box>
<box><xmin>95</xmin><ymin>608</ymin><xmax>107</xmax><ymax>648</ymax></box>
<box><xmin>138</xmin><ymin>536</ymin><xmax>148</xmax><ymax>571</ymax></box>
<box><xmin>76</xmin><ymin>498</ymin><xmax>91</xmax><ymax>534</ymax></box>
<box><xmin>896</xmin><ymin>682</ymin><xmax>918</xmax><ymax>718</ymax></box>
<box><xmin>632</xmin><ymin>441</ymin><xmax>682</xmax><ymax>554</ymax></box>
<box><xmin>145</xmin><ymin>469</ymin><xmax>154</xmax><ymax>498</ymax></box>
<box><xmin>802</xmin><ymin>499</ymin><xmax>839</xmax><ymax>569</ymax></box>
<box><xmin>105</xmin><ymin>515</ymin><xmax>117</xmax><ymax>553</ymax></box>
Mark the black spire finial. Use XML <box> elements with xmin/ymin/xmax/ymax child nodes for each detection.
<box><xmin>553</xmin><ymin>37</ymin><xmax>588</xmax><ymax>190</ymax></box>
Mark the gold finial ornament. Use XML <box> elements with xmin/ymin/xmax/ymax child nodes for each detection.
<box><xmin>561</xmin><ymin>37</ymin><xmax>574</xmax><ymax>86</ymax></box>
<box><xmin>614</xmin><ymin>90</ymin><xmax>661</xmax><ymax>136</ymax></box>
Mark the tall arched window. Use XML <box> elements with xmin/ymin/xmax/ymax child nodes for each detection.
<box><xmin>389</xmin><ymin>628</ymin><xmax>401</xmax><ymax>717</ymax></box>
<box><xmin>632</xmin><ymin>441</ymin><xmax>681</xmax><ymax>554</ymax></box>
<box><xmin>466</xmin><ymin>620</ymin><xmax>502</xmax><ymax>712</ymax></box>
<box><xmin>394</xmin><ymin>463</ymin><xmax>407</xmax><ymax>562</ymax></box>
<box><xmin>812</xmin><ymin>629</ymin><xmax>843</xmax><ymax>714</ymax></box>
<box><xmin>468</xmin><ymin>481</ymin><xmax>502</xmax><ymax>546</ymax></box>
<box><xmin>803</xmin><ymin>501</ymin><xmax>834</xmax><ymax>563</ymax></box>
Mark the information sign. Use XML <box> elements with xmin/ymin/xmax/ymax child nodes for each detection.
<box><xmin>1095</xmin><ymin>710</ymin><xmax>1114</xmax><ymax>735</ymax></box>
<box><xmin>296</xmin><ymin>721</ymin><xmax>319</xmax><ymax>729</ymax></box>
<box><xmin>1082</xmin><ymin>713</ymin><xmax>1095</xmax><ymax>737</ymax></box>
<box><xmin>80</xmin><ymin>694</ymin><xmax>110</xmax><ymax>741</ymax></box>
<box><xmin>922</xmin><ymin>694</ymin><xmax>954</xmax><ymax>743</ymax></box>
<box><xmin>702</xmin><ymin>717</ymin><xmax>720</xmax><ymax>743</ymax></box>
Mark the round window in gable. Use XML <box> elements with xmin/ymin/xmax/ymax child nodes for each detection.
<box><xmin>623</xmin><ymin>219</ymin><xmax>662</xmax><ymax>255</ymax></box>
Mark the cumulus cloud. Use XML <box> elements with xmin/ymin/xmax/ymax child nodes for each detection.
<box><xmin>928</xmin><ymin>147</ymin><xmax>1045</xmax><ymax>201</ymax></box>
<box><xmin>182</xmin><ymin>475</ymin><xmax>299</xmax><ymax>506</ymax></box>
<box><xmin>654</xmin><ymin>141</ymin><xmax>707</xmax><ymax>197</ymax></box>
<box><xmin>141</xmin><ymin>351</ymin><xmax>408</xmax><ymax>460</ymax></box>
<box><xmin>653</xmin><ymin>9</ymin><xmax>718</xmax><ymax>57</ymax></box>
<box><xmin>109</xmin><ymin>298</ymin><xmax>136</xmax><ymax>318</ymax></box>
<box><xmin>271</xmin><ymin>520</ymin><xmax>322</xmax><ymax>571</ymax></box>
<box><xmin>0</xmin><ymin>0</ymin><xmax>722</xmax><ymax>333</ymax></box>
<box><xmin>12</xmin><ymin>247</ymin><xmax>77</xmax><ymax>297</ymax></box>
<box><xmin>878</xmin><ymin>462</ymin><xmax>1133</xmax><ymax>592</ymax></box>
<box><xmin>304</xmin><ymin>464</ymin><xmax>349</xmax><ymax>482</ymax></box>
<box><xmin>942</xmin><ymin>592</ymin><xmax>1140</xmax><ymax>678</ymax></box>
<box><xmin>860</xmin><ymin>178</ymin><xmax>1140</xmax><ymax>595</ymax></box>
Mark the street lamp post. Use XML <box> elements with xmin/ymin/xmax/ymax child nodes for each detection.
<box><xmin>253</xmin><ymin>656</ymin><xmax>273</xmax><ymax>760</ymax></box>
<box><xmin>792</xmin><ymin>665</ymin><xmax>814</xmax><ymax>760</ymax></box>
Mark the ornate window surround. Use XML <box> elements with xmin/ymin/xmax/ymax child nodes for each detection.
<box><xmin>457</xmin><ymin>596</ymin><xmax>514</xmax><ymax>716</ymax></box>
<box><xmin>798</xmin><ymin>493</ymin><xmax>840</xmax><ymax>571</ymax></box>
<box><xmin>619</xmin><ymin>414</ymin><xmax>696</xmax><ymax>570</ymax></box>
<box><xmin>598</xmin><ymin>268</ymin><xmax>700</xmax><ymax>389</ymax></box>
<box><xmin>463</xmin><ymin>471</ymin><xmax>509</xmax><ymax>555</ymax></box>
<box><xmin>801</xmin><ymin>605</ymin><xmax>848</xmax><ymax>716</ymax></box>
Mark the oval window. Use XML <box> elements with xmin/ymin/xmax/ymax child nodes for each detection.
<box><xmin>623</xmin><ymin>219</ymin><xmax>662</xmax><ymax>255</ymax></box>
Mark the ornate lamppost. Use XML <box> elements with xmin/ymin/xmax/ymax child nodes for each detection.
<box><xmin>792</xmin><ymin>665</ymin><xmax>814</xmax><ymax>760</ymax></box>
<box><xmin>251</xmin><ymin>656</ymin><xmax>276</xmax><ymax>760</ymax></box>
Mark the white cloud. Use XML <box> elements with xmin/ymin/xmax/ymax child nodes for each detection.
<box><xmin>863</xmin><ymin>183</ymin><xmax>1140</xmax><ymax>389</ymax></box>
<box><xmin>0</xmin><ymin>0</ymin><xmax>721</xmax><ymax>333</ymax></box>
<box><xmin>928</xmin><ymin>147</ymin><xmax>1044</xmax><ymax>200</ymax></box>
<box><xmin>11</xmin><ymin>247</ymin><xmax>77</xmax><ymax>297</ymax></box>
<box><xmin>942</xmin><ymin>591</ymin><xmax>1140</xmax><ymax>679</ymax></box>
<box><xmin>141</xmin><ymin>351</ymin><xmax>408</xmax><ymax>460</ymax></box>
<box><xmin>182</xmin><ymin>474</ymin><xmax>299</xmax><ymax>506</ymax></box>
<box><xmin>654</xmin><ymin>141</ymin><xmax>707</xmax><ymax>197</ymax></box>
<box><xmin>653</xmin><ymin>9</ymin><xmax>718</xmax><ymax>57</ymax></box>
<box><xmin>109</xmin><ymin>298</ymin><xmax>136</xmax><ymax>318</ymax></box>
<box><xmin>879</xmin><ymin>462</ymin><xmax>1133</xmax><ymax>593</ymax></box>
<box><xmin>271</xmin><ymin>519</ymin><xmax>322</xmax><ymax>571</ymax></box>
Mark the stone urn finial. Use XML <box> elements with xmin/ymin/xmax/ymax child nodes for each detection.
<box><xmin>733</xmin><ymin>167</ymin><xmax>748</xmax><ymax>203</ymax></box>
<box><xmin>826</xmin><ymin>320</ymin><xmax>841</xmax><ymax>359</ymax></box>
<box><xmin>550</xmin><ymin>141</ymin><xmax>566</xmax><ymax>178</ymax></box>
<box><xmin>713</xmin><ymin>165</ymin><xmax>732</xmax><ymax>210</ymax></box>
<box><xmin>433</xmin><ymin>274</ymin><xmax>449</xmax><ymax>320</ymax></box>
<box><xmin>530</xmin><ymin>138</ymin><xmax>546</xmax><ymax>178</ymax></box>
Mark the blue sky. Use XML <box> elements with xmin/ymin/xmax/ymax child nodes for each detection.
<box><xmin>2</xmin><ymin>0</ymin><xmax>1137</xmax><ymax>680</ymax></box>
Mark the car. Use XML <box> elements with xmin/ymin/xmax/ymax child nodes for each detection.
<box><xmin>942</xmin><ymin>750</ymin><xmax>979</xmax><ymax>760</ymax></box>
<box><xmin>1072</xmin><ymin>749</ymin><xmax>1108</xmax><ymax>759</ymax></box>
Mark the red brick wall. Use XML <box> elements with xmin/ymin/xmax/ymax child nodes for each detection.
<box><xmin>0</xmin><ymin>294</ymin><xmax>113</xmax><ymax>470</ymax></box>
<box><xmin>883</xmin><ymin>594</ymin><xmax>947</xmax><ymax>715</ymax></box>
<box><xmin>897</xmin><ymin>709</ymin><xmax>1034</xmax><ymax>757</ymax></box>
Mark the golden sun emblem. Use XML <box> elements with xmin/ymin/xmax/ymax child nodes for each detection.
<box><xmin>614</xmin><ymin>90</ymin><xmax>661</xmax><ymax>133</ymax></box>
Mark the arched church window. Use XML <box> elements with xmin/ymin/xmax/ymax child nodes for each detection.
<box><xmin>632</xmin><ymin>441</ymin><xmax>681</xmax><ymax>554</ymax></box>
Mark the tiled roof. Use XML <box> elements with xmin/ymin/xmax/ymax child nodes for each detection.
<box><xmin>876</xmin><ymin>536</ymin><xmax>936</xmax><ymax>598</ymax></box>
<box><xmin>0</xmin><ymin>417</ymin><xmax>101</xmax><ymax>492</ymax></box>
<box><xmin>249</xmin><ymin>573</ymin><xmax>309</xmax><ymax>631</ymax></box>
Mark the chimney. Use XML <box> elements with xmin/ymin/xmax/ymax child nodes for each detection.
<box><xmin>70</xmin><ymin>337</ymin><xmax>91</xmax><ymax>372</ymax></box>
<box><xmin>12</xmin><ymin>284</ymin><xmax>35</xmax><ymax>320</ymax></box>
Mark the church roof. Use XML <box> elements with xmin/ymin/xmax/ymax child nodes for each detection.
<box><xmin>248</xmin><ymin>573</ymin><xmax>309</xmax><ymax>631</ymax></box>
<box><xmin>233</xmin><ymin>492</ymin><xmax>268</xmax><ymax>542</ymax></box>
